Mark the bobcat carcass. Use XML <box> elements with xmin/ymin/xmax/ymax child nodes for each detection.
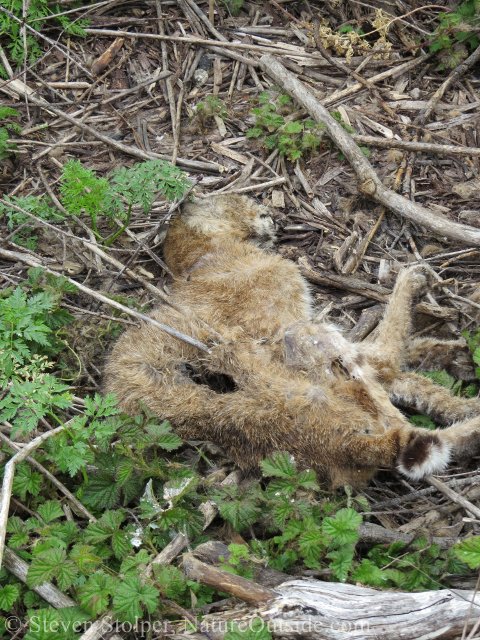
<box><xmin>104</xmin><ymin>195</ymin><xmax>480</xmax><ymax>487</ymax></box>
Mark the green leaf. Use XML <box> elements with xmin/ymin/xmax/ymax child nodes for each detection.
<box><xmin>154</xmin><ymin>564</ymin><xmax>187</xmax><ymax>600</ymax></box>
<box><xmin>225</xmin><ymin>618</ymin><xmax>272</xmax><ymax>640</ymax></box>
<box><xmin>0</xmin><ymin>584</ymin><xmax>20</xmax><ymax>611</ymax></box>
<box><xmin>439</xmin><ymin>43</ymin><xmax>468</xmax><ymax>68</ymax></box>
<box><xmin>146</xmin><ymin>420</ymin><xmax>183</xmax><ymax>450</ymax></box>
<box><xmin>27</xmin><ymin>548</ymin><xmax>78</xmax><ymax>590</ymax></box>
<box><xmin>37</xmin><ymin>501</ymin><xmax>64</xmax><ymax>524</ymax></box>
<box><xmin>421</xmin><ymin>369</ymin><xmax>455</xmax><ymax>389</ymax></box>
<box><xmin>70</xmin><ymin>544</ymin><xmax>102</xmax><ymax>575</ymax></box>
<box><xmin>351</xmin><ymin>559</ymin><xmax>388</xmax><ymax>586</ymax></box>
<box><xmin>247</xmin><ymin>126</ymin><xmax>264</xmax><ymax>139</ymax></box>
<box><xmin>112</xmin><ymin>530</ymin><xmax>131</xmax><ymax>559</ymax></box>
<box><xmin>327</xmin><ymin>544</ymin><xmax>354</xmax><ymax>582</ymax></box>
<box><xmin>77</xmin><ymin>572</ymin><xmax>114</xmax><ymax>616</ymax></box>
<box><xmin>113</xmin><ymin>577</ymin><xmax>159</xmax><ymax>623</ymax></box>
<box><xmin>260</xmin><ymin>451</ymin><xmax>297</xmax><ymax>479</ymax></box>
<box><xmin>12</xmin><ymin>464</ymin><xmax>42</xmax><ymax>500</ymax></box>
<box><xmin>322</xmin><ymin>508</ymin><xmax>362</xmax><ymax>546</ymax></box>
<box><xmin>82</xmin><ymin>471</ymin><xmax>120</xmax><ymax>509</ymax></box>
<box><xmin>473</xmin><ymin>346</ymin><xmax>480</xmax><ymax>365</ymax></box>
<box><xmin>455</xmin><ymin>537</ymin><xmax>480</xmax><ymax>569</ymax></box>
<box><xmin>409</xmin><ymin>414</ymin><xmax>436</xmax><ymax>430</ymax></box>
<box><xmin>25</xmin><ymin>607</ymin><xmax>90</xmax><ymax>640</ymax></box>
<box><xmin>298</xmin><ymin>527</ymin><xmax>327</xmax><ymax>558</ymax></box>
<box><xmin>264</xmin><ymin>477</ymin><xmax>296</xmax><ymax>499</ymax></box>
<box><xmin>284</xmin><ymin>121</ymin><xmax>303</xmax><ymax>134</ymax></box>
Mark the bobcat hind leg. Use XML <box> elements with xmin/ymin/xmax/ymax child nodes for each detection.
<box><xmin>387</xmin><ymin>371</ymin><xmax>480</xmax><ymax>426</ymax></box>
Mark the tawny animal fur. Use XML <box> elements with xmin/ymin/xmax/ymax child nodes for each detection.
<box><xmin>104</xmin><ymin>195</ymin><xmax>480</xmax><ymax>487</ymax></box>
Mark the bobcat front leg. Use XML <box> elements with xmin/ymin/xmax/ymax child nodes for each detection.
<box><xmin>361</xmin><ymin>265</ymin><xmax>437</xmax><ymax>379</ymax></box>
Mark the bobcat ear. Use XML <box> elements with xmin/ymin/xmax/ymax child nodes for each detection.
<box><xmin>397</xmin><ymin>433</ymin><xmax>450</xmax><ymax>481</ymax></box>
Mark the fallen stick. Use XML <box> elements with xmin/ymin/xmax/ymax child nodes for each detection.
<box><xmin>351</xmin><ymin>134</ymin><xmax>480</xmax><ymax>157</ymax></box>
<box><xmin>183</xmin><ymin>554</ymin><xmax>480</xmax><ymax>640</ymax></box>
<box><xmin>143</xmin><ymin>532</ymin><xmax>188</xmax><ymax>580</ymax></box>
<box><xmin>427</xmin><ymin>475</ymin><xmax>480</xmax><ymax>521</ymax></box>
<box><xmin>0</xmin><ymin>426</ymin><xmax>64</xmax><ymax>573</ymax></box>
<box><xmin>83</xmin><ymin>28</ymin><xmax>328</xmax><ymax>60</ymax></box>
<box><xmin>0</xmin><ymin>247</ymin><xmax>211</xmax><ymax>353</ymax></box>
<box><xmin>259</xmin><ymin>54</ymin><xmax>480</xmax><ymax>246</ymax></box>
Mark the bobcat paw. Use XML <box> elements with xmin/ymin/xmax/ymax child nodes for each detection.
<box><xmin>402</xmin><ymin>264</ymin><xmax>437</xmax><ymax>296</ymax></box>
<box><xmin>397</xmin><ymin>433</ymin><xmax>450</xmax><ymax>481</ymax></box>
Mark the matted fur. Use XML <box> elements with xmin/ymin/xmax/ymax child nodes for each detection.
<box><xmin>104</xmin><ymin>194</ymin><xmax>480</xmax><ymax>487</ymax></box>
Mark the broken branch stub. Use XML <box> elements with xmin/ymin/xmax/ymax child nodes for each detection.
<box><xmin>258</xmin><ymin>54</ymin><xmax>480</xmax><ymax>247</ymax></box>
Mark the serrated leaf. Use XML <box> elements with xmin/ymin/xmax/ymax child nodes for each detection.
<box><xmin>225</xmin><ymin>618</ymin><xmax>272</xmax><ymax>640</ymax></box>
<box><xmin>112</xmin><ymin>530</ymin><xmax>132</xmax><ymax>558</ymax></box>
<box><xmin>409</xmin><ymin>414</ymin><xmax>436</xmax><ymax>430</ymax></box>
<box><xmin>284</xmin><ymin>121</ymin><xmax>303</xmax><ymax>134</ymax></box>
<box><xmin>351</xmin><ymin>559</ymin><xmax>388</xmax><ymax>586</ymax></box>
<box><xmin>82</xmin><ymin>471</ymin><xmax>120</xmax><ymax>509</ymax></box>
<box><xmin>37</xmin><ymin>501</ymin><xmax>64</xmax><ymax>524</ymax></box>
<box><xmin>327</xmin><ymin>544</ymin><xmax>354</xmax><ymax>582</ymax></box>
<box><xmin>70</xmin><ymin>545</ymin><xmax>102</xmax><ymax>573</ymax></box>
<box><xmin>264</xmin><ymin>478</ymin><xmax>296</xmax><ymax>499</ymax></box>
<box><xmin>322</xmin><ymin>508</ymin><xmax>361</xmax><ymax>546</ymax></box>
<box><xmin>154</xmin><ymin>564</ymin><xmax>187</xmax><ymax>600</ymax></box>
<box><xmin>12</xmin><ymin>464</ymin><xmax>42</xmax><ymax>500</ymax></box>
<box><xmin>439</xmin><ymin>43</ymin><xmax>468</xmax><ymax>68</ymax></box>
<box><xmin>298</xmin><ymin>527</ymin><xmax>326</xmax><ymax>558</ymax></box>
<box><xmin>296</xmin><ymin>469</ymin><xmax>319</xmax><ymax>490</ymax></box>
<box><xmin>113</xmin><ymin>577</ymin><xmax>159</xmax><ymax>623</ymax></box>
<box><xmin>27</xmin><ymin>548</ymin><xmax>78</xmax><ymax>590</ymax></box>
<box><xmin>260</xmin><ymin>451</ymin><xmax>296</xmax><ymax>479</ymax></box>
<box><xmin>77</xmin><ymin>572</ymin><xmax>114</xmax><ymax>616</ymax></box>
<box><xmin>0</xmin><ymin>584</ymin><xmax>20</xmax><ymax>610</ymax></box>
<box><xmin>455</xmin><ymin>537</ymin><xmax>480</xmax><ymax>569</ymax></box>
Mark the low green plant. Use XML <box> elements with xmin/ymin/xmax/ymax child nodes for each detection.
<box><xmin>430</xmin><ymin>0</ymin><xmax>480</xmax><ymax>69</ymax></box>
<box><xmin>247</xmin><ymin>92</ymin><xmax>369</xmax><ymax>161</ymax></box>
<box><xmin>1</xmin><ymin>159</ymin><xmax>192</xmax><ymax>249</ymax></box>
<box><xmin>0</xmin><ymin>0</ymin><xmax>90</xmax><ymax>72</ymax></box>
<box><xmin>59</xmin><ymin>158</ymin><xmax>191</xmax><ymax>246</ymax></box>
<box><xmin>219</xmin><ymin>0</ymin><xmax>244</xmax><ymax>17</ymax></box>
<box><xmin>0</xmin><ymin>269</ymin><xmax>75</xmax><ymax>386</ymax></box>
<box><xmin>0</xmin><ymin>107</ymin><xmax>20</xmax><ymax>159</ymax></box>
<box><xmin>247</xmin><ymin>91</ymin><xmax>325</xmax><ymax>162</ymax></box>
<box><xmin>196</xmin><ymin>94</ymin><xmax>228</xmax><ymax>131</ymax></box>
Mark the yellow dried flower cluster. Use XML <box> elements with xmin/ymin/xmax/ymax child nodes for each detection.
<box><xmin>307</xmin><ymin>9</ymin><xmax>392</xmax><ymax>63</ymax></box>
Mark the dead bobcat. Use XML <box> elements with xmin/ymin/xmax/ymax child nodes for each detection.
<box><xmin>104</xmin><ymin>195</ymin><xmax>480</xmax><ymax>487</ymax></box>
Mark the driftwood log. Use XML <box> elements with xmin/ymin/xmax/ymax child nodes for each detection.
<box><xmin>182</xmin><ymin>544</ymin><xmax>480</xmax><ymax>640</ymax></box>
<box><xmin>259</xmin><ymin>54</ymin><xmax>480</xmax><ymax>247</ymax></box>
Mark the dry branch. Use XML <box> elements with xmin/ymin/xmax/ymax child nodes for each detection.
<box><xmin>183</xmin><ymin>553</ymin><xmax>480</xmax><ymax>640</ymax></box>
<box><xmin>351</xmin><ymin>134</ymin><xmax>480</xmax><ymax>158</ymax></box>
<box><xmin>259</xmin><ymin>54</ymin><xmax>480</xmax><ymax>246</ymax></box>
